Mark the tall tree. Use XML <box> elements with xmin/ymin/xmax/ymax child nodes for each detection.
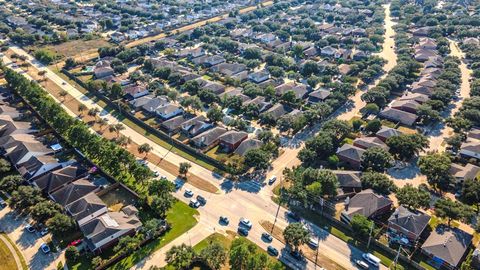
<box><xmin>434</xmin><ymin>198</ymin><xmax>474</xmax><ymax>226</ymax></box>
<box><xmin>361</xmin><ymin>147</ymin><xmax>393</xmax><ymax>172</ymax></box>
<box><xmin>138</xmin><ymin>143</ymin><xmax>153</xmax><ymax>158</ymax></box>
<box><xmin>179</xmin><ymin>162</ymin><xmax>192</xmax><ymax>178</ymax></box>
<box><xmin>199</xmin><ymin>242</ymin><xmax>227</xmax><ymax>269</ymax></box>
<box><xmin>360</xmin><ymin>171</ymin><xmax>396</xmax><ymax>195</ymax></box>
<box><xmin>461</xmin><ymin>179</ymin><xmax>480</xmax><ymax>212</ymax></box>
<box><xmin>166</xmin><ymin>244</ymin><xmax>196</xmax><ymax>270</ymax></box>
<box><xmin>395</xmin><ymin>184</ymin><xmax>431</xmax><ymax>210</ymax></box>
<box><xmin>386</xmin><ymin>134</ymin><xmax>429</xmax><ymax>160</ymax></box>
<box><xmin>418</xmin><ymin>153</ymin><xmax>452</xmax><ymax>192</ymax></box>
<box><xmin>283</xmin><ymin>222</ymin><xmax>310</xmax><ymax>252</ymax></box>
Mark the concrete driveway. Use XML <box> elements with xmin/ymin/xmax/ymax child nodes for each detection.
<box><xmin>0</xmin><ymin>206</ymin><xmax>63</xmax><ymax>270</ymax></box>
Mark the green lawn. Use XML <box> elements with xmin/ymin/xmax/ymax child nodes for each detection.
<box><xmin>0</xmin><ymin>233</ymin><xmax>27</xmax><ymax>270</ymax></box>
<box><xmin>69</xmin><ymin>201</ymin><xmax>198</xmax><ymax>270</ymax></box>
<box><xmin>109</xmin><ymin>201</ymin><xmax>198</xmax><ymax>270</ymax></box>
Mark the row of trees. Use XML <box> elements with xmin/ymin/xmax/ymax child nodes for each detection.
<box><xmin>3</xmin><ymin>68</ymin><xmax>152</xmax><ymax>195</ymax></box>
<box><xmin>163</xmin><ymin>237</ymin><xmax>284</xmax><ymax>270</ymax></box>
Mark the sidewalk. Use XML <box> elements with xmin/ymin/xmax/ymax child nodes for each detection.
<box><xmin>0</xmin><ymin>233</ymin><xmax>23</xmax><ymax>270</ymax></box>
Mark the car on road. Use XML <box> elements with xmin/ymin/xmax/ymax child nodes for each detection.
<box><xmin>363</xmin><ymin>253</ymin><xmax>380</xmax><ymax>267</ymax></box>
<box><xmin>153</xmin><ymin>171</ymin><xmax>160</xmax><ymax>177</ymax></box>
<box><xmin>239</xmin><ymin>218</ymin><xmax>252</xmax><ymax>229</ymax></box>
<box><xmin>308</xmin><ymin>238</ymin><xmax>318</xmax><ymax>249</ymax></box>
<box><xmin>238</xmin><ymin>227</ymin><xmax>249</xmax><ymax>236</ymax></box>
<box><xmin>268</xmin><ymin>175</ymin><xmax>277</xmax><ymax>185</ymax></box>
<box><xmin>0</xmin><ymin>198</ymin><xmax>6</xmax><ymax>208</ymax></box>
<box><xmin>286</xmin><ymin>211</ymin><xmax>301</xmax><ymax>221</ymax></box>
<box><xmin>189</xmin><ymin>199</ymin><xmax>200</xmax><ymax>208</ymax></box>
<box><xmin>68</xmin><ymin>239</ymin><xmax>83</xmax><ymax>247</ymax></box>
<box><xmin>219</xmin><ymin>216</ymin><xmax>229</xmax><ymax>225</ymax></box>
<box><xmin>196</xmin><ymin>195</ymin><xmax>207</xmax><ymax>205</ymax></box>
<box><xmin>40</xmin><ymin>243</ymin><xmax>50</xmax><ymax>254</ymax></box>
<box><xmin>262</xmin><ymin>232</ymin><xmax>273</xmax><ymax>242</ymax></box>
<box><xmin>184</xmin><ymin>189</ymin><xmax>194</xmax><ymax>197</ymax></box>
<box><xmin>25</xmin><ymin>224</ymin><xmax>36</xmax><ymax>233</ymax></box>
<box><xmin>356</xmin><ymin>260</ymin><xmax>370</xmax><ymax>269</ymax></box>
<box><xmin>290</xmin><ymin>250</ymin><xmax>303</xmax><ymax>260</ymax></box>
<box><xmin>267</xmin><ymin>246</ymin><xmax>278</xmax><ymax>256</ymax></box>
<box><xmin>40</xmin><ymin>228</ymin><xmax>49</xmax><ymax>236</ymax></box>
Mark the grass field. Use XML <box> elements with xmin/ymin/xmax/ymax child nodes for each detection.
<box><xmin>32</xmin><ymin>38</ymin><xmax>112</xmax><ymax>59</ymax></box>
<box><xmin>109</xmin><ymin>201</ymin><xmax>198</xmax><ymax>270</ymax></box>
<box><xmin>0</xmin><ymin>234</ymin><xmax>20</xmax><ymax>270</ymax></box>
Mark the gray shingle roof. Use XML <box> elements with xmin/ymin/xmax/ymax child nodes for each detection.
<box><xmin>422</xmin><ymin>226</ymin><xmax>472</xmax><ymax>267</ymax></box>
<box><xmin>388</xmin><ymin>206</ymin><xmax>430</xmax><ymax>236</ymax></box>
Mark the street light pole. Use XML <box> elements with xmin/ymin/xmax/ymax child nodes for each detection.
<box><xmin>271</xmin><ymin>177</ymin><xmax>285</xmax><ymax>234</ymax></box>
<box><xmin>367</xmin><ymin>222</ymin><xmax>374</xmax><ymax>249</ymax></box>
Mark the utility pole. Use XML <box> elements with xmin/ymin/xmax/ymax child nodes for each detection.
<box><xmin>393</xmin><ymin>245</ymin><xmax>402</xmax><ymax>269</ymax></box>
<box><xmin>367</xmin><ymin>221</ymin><xmax>374</xmax><ymax>249</ymax></box>
<box><xmin>271</xmin><ymin>176</ymin><xmax>284</xmax><ymax>234</ymax></box>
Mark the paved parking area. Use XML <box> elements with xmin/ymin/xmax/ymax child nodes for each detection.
<box><xmin>0</xmin><ymin>206</ymin><xmax>62</xmax><ymax>270</ymax></box>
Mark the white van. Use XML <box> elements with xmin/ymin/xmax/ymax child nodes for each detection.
<box><xmin>362</xmin><ymin>253</ymin><xmax>380</xmax><ymax>267</ymax></box>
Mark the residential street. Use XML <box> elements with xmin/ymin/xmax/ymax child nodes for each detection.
<box><xmin>426</xmin><ymin>39</ymin><xmax>472</xmax><ymax>152</ymax></box>
<box><xmin>1</xmin><ymin>48</ymin><xmax>383</xmax><ymax>270</ymax></box>
<box><xmin>266</xmin><ymin>3</ymin><xmax>398</xmax><ymax>182</ymax></box>
<box><xmin>0</xmin><ymin>206</ymin><xmax>63</xmax><ymax>270</ymax></box>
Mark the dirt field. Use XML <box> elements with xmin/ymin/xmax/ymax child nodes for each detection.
<box><xmin>33</xmin><ymin>38</ymin><xmax>112</xmax><ymax>59</ymax></box>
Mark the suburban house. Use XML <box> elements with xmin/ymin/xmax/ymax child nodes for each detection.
<box><xmin>4</xmin><ymin>141</ymin><xmax>53</xmax><ymax>166</ymax></box>
<box><xmin>379</xmin><ymin>107</ymin><xmax>418</xmax><ymax>126</ymax></box>
<box><xmin>341</xmin><ymin>189</ymin><xmax>392</xmax><ymax>223</ymax></box>
<box><xmin>66</xmin><ymin>192</ymin><xmax>108</xmax><ymax>226</ymax></box>
<box><xmin>0</xmin><ymin>115</ymin><xmax>36</xmax><ymax>137</ymax></box>
<box><xmin>234</xmin><ymin>138</ymin><xmax>263</xmax><ymax>156</ymax></box>
<box><xmin>248</xmin><ymin>70</ymin><xmax>270</xmax><ymax>84</ymax></box>
<box><xmin>387</xmin><ymin>206</ymin><xmax>430</xmax><ymax>245</ymax></box>
<box><xmin>180</xmin><ymin>115</ymin><xmax>213</xmax><ymax>137</ymax></box>
<box><xmin>243</xmin><ymin>97</ymin><xmax>272</xmax><ymax>112</ymax></box>
<box><xmin>49</xmin><ymin>179</ymin><xmax>98</xmax><ymax>207</ymax></box>
<box><xmin>218</xmin><ymin>131</ymin><xmax>248</xmax><ymax>152</ymax></box>
<box><xmin>398</xmin><ymin>92</ymin><xmax>430</xmax><ymax>104</ymax></box>
<box><xmin>210</xmin><ymin>63</ymin><xmax>247</xmax><ymax>77</ymax></box>
<box><xmin>80</xmin><ymin>206</ymin><xmax>143</xmax><ymax>253</ymax></box>
<box><xmin>332</xmin><ymin>170</ymin><xmax>362</xmax><ymax>195</ymax></box>
<box><xmin>30</xmin><ymin>163</ymin><xmax>89</xmax><ymax>194</ymax></box>
<box><xmin>190</xmin><ymin>127</ymin><xmax>227</xmax><ymax>149</ymax></box>
<box><xmin>421</xmin><ymin>226</ymin><xmax>472</xmax><ymax>269</ymax></box>
<box><xmin>449</xmin><ymin>163</ymin><xmax>480</xmax><ymax>184</ymax></box>
<box><xmin>94</xmin><ymin>67</ymin><xmax>115</xmax><ymax>79</ymax></box>
<box><xmin>376</xmin><ymin>127</ymin><xmax>403</xmax><ymax>142</ymax></box>
<box><xmin>0</xmin><ymin>105</ymin><xmax>22</xmax><ymax>118</ymax></box>
<box><xmin>307</xmin><ymin>89</ymin><xmax>331</xmax><ymax>103</ymax></box>
<box><xmin>353</xmin><ymin>137</ymin><xmax>389</xmax><ymax>151</ymax></box>
<box><xmin>460</xmin><ymin>140</ymin><xmax>480</xmax><ymax>160</ymax></box>
<box><xmin>275</xmin><ymin>83</ymin><xmax>308</xmax><ymax>100</ymax></box>
<box><xmin>336</xmin><ymin>144</ymin><xmax>366</xmax><ymax>169</ymax></box>
<box><xmin>123</xmin><ymin>85</ymin><xmax>149</xmax><ymax>100</ymax></box>
<box><xmin>16</xmin><ymin>155</ymin><xmax>64</xmax><ymax>181</ymax></box>
<box><xmin>155</xmin><ymin>104</ymin><xmax>183</xmax><ymax>120</ymax></box>
<box><xmin>161</xmin><ymin>115</ymin><xmax>188</xmax><ymax>134</ymax></box>
<box><xmin>390</xmin><ymin>100</ymin><xmax>421</xmax><ymax>114</ymax></box>
<box><xmin>264</xmin><ymin>103</ymin><xmax>292</xmax><ymax>121</ymax></box>
<box><xmin>192</xmin><ymin>55</ymin><xmax>225</xmax><ymax>67</ymax></box>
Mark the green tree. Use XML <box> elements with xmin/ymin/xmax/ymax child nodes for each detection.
<box><xmin>77</xmin><ymin>103</ymin><xmax>87</xmax><ymax>117</ymax></box>
<box><xmin>166</xmin><ymin>244</ymin><xmax>196</xmax><ymax>270</ymax></box>
<box><xmin>138</xmin><ymin>143</ymin><xmax>153</xmax><ymax>158</ymax></box>
<box><xmin>386</xmin><ymin>134</ymin><xmax>429</xmax><ymax>160</ymax></box>
<box><xmin>360</xmin><ymin>171</ymin><xmax>396</xmax><ymax>195</ymax></box>
<box><xmin>141</xmin><ymin>218</ymin><xmax>166</xmax><ymax>239</ymax></box>
<box><xmin>199</xmin><ymin>242</ymin><xmax>227</xmax><ymax>269</ymax></box>
<box><xmin>46</xmin><ymin>213</ymin><xmax>75</xmax><ymax>235</ymax></box>
<box><xmin>418</xmin><ymin>153</ymin><xmax>452</xmax><ymax>192</ymax></box>
<box><xmin>461</xmin><ymin>179</ymin><xmax>480</xmax><ymax>212</ymax></box>
<box><xmin>0</xmin><ymin>175</ymin><xmax>23</xmax><ymax>194</ymax></box>
<box><xmin>207</xmin><ymin>105</ymin><xmax>224</xmax><ymax>123</ymax></box>
<box><xmin>364</xmin><ymin>119</ymin><xmax>382</xmax><ymax>133</ymax></box>
<box><xmin>361</xmin><ymin>147</ymin><xmax>393</xmax><ymax>172</ymax></box>
<box><xmin>65</xmin><ymin>246</ymin><xmax>80</xmax><ymax>262</ymax></box>
<box><xmin>350</xmin><ymin>214</ymin><xmax>373</xmax><ymax>239</ymax></box>
<box><xmin>395</xmin><ymin>184</ymin><xmax>431</xmax><ymax>210</ymax></box>
<box><xmin>113</xmin><ymin>235</ymin><xmax>141</xmax><ymax>254</ymax></box>
<box><xmin>244</xmin><ymin>149</ymin><xmax>270</xmax><ymax>170</ymax></box>
<box><xmin>0</xmin><ymin>158</ymin><xmax>10</xmax><ymax>173</ymax></box>
<box><xmin>30</xmin><ymin>200</ymin><xmax>62</xmax><ymax>223</ymax></box>
<box><xmin>150</xmin><ymin>194</ymin><xmax>175</xmax><ymax>218</ymax></box>
<box><xmin>179</xmin><ymin>162</ymin><xmax>191</xmax><ymax>178</ymax></box>
<box><xmin>283</xmin><ymin>222</ymin><xmax>310</xmax><ymax>252</ymax></box>
<box><xmin>434</xmin><ymin>198</ymin><xmax>474</xmax><ymax>226</ymax></box>
<box><xmin>10</xmin><ymin>186</ymin><xmax>44</xmax><ymax>210</ymax></box>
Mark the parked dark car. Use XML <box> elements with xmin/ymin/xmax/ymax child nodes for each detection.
<box><xmin>238</xmin><ymin>227</ymin><xmax>249</xmax><ymax>236</ymax></box>
<box><xmin>267</xmin><ymin>246</ymin><xmax>279</xmax><ymax>256</ymax></box>
<box><xmin>262</xmin><ymin>232</ymin><xmax>273</xmax><ymax>242</ymax></box>
<box><xmin>196</xmin><ymin>195</ymin><xmax>207</xmax><ymax>205</ymax></box>
<box><xmin>219</xmin><ymin>216</ymin><xmax>229</xmax><ymax>225</ymax></box>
